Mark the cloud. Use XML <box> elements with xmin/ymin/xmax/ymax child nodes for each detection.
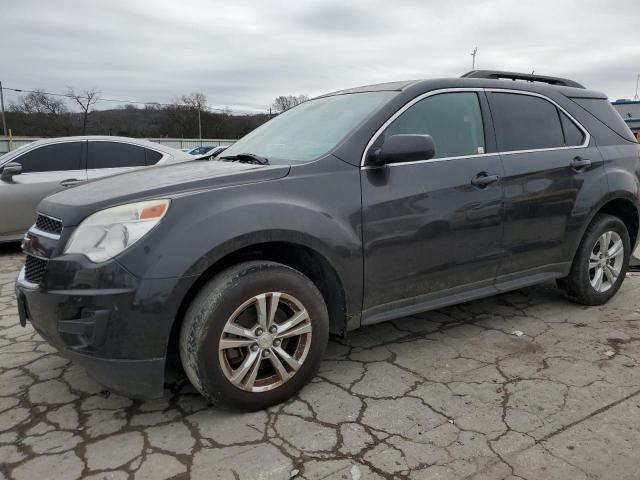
<box><xmin>1</xmin><ymin>0</ymin><xmax>638</xmax><ymax>112</ymax></box>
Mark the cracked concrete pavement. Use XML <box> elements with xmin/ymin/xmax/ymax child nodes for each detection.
<box><xmin>1</xmin><ymin>245</ymin><xmax>640</xmax><ymax>480</ymax></box>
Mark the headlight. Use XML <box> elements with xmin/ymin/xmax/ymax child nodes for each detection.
<box><xmin>64</xmin><ymin>199</ymin><xmax>170</xmax><ymax>263</ymax></box>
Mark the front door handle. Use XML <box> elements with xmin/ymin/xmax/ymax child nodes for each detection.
<box><xmin>60</xmin><ymin>178</ymin><xmax>82</xmax><ymax>187</ymax></box>
<box><xmin>471</xmin><ymin>172</ymin><xmax>500</xmax><ymax>187</ymax></box>
<box><xmin>570</xmin><ymin>156</ymin><xmax>591</xmax><ymax>171</ymax></box>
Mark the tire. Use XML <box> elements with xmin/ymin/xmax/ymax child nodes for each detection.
<box><xmin>179</xmin><ymin>261</ymin><xmax>329</xmax><ymax>410</ymax></box>
<box><xmin>557</xmin><ymin>214</ymin><xmax>630</xmax><ymax>305</ymax></box>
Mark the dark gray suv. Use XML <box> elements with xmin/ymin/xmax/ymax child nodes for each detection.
<box><xmin>15</xmin><ymin>70</ymin><xmax>640</xmax><ymax>410</ymax></box>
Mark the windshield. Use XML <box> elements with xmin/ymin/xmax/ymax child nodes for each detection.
<box><xmin>190</xmin><ymin>146</ymin><xmax>215</xmax><ymax>155</ymax></box>
<box><xmin>222</xmin><ymin>91</ymin><xmax>394</xmax><ymax>164</ymax></box>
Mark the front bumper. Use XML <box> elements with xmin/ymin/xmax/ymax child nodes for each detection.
<box><xmin>15</xmin><ymin>253</ymin><xmax>191</xmax><ymax>399</ymax></box>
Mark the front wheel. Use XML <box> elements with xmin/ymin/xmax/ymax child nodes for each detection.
<box><xmin>179</xmin><ymin>261</ymin><xmax>329</xmax><ymax>410</ymax></box>
<box><xmin>557</xmin><ymin>214</ymin><xmax>630</xmax><ymax>305</ymax></box>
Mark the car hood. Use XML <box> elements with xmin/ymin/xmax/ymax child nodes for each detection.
<box><xmin>39</xmin><ymin>160</ymin><xmax>290</xmax><ymax>227</ymax></box>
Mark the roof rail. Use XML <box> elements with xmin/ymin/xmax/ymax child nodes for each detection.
<box><xmin>461</xmin><ymin>70</ymin><xmax>585</xmax><ymax>89</ymax></box>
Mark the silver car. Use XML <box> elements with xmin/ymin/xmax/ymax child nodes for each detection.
<box><xmin>0</xmin><ymin>136</ymin><xmax>192</xmax><ymax>242</ymax></box>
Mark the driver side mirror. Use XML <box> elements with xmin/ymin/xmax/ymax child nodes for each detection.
<box><xmin>1</xmin><ymin>163</ymin><xmax>22</xmax><ymax>182</ymax></box>
<box><xmin>367</xmin><ymin>134</ymin><xmax>435</xmax><ymax>166</ymax></box>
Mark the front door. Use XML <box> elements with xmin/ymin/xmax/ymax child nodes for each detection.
<box><xmin>361</xmin><ymin>91</ymin><xmax>505</xmax><ymax>322</ymax></box>
<box><xmin>0</xmin><ymin>141</ymin><xmax>87</xmax><ymax>239</ymax></box>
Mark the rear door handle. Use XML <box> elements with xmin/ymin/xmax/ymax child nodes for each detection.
<box><xmin>60</xmin><ymin>178</ymin><xmax>82</xmax><ymax>187</ymax></box>
<box><xmin>471</xmin><ymin>173</ymin><xmax>500</xmax><ymax>187</ymax></box>
<box><xmin>570</xmin><ymin>156</ymin><xmax>591</xmax><ymax>171</ymax></box>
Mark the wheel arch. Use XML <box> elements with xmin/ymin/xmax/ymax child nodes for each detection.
<box><xmin>167</xmin><ymin>239</ymin><xmax>351</xmax><ymax>359</ymax></box>
<box><xmin>571</xmin><ymin>193</ymin><xmax>640</xmax><ymax>264</ymax></box>
<box><xmin>597</xmin><ymin>197</ymin><xmax>640</xmax><ymax>248</ymax></box>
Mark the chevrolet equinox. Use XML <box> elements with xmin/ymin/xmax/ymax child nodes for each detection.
<box><xmin>14</xmin><ymin>70</ymin><xmax>640</xmax><ymax>410</ymax></box>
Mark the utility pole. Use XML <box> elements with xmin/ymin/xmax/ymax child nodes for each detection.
<box><xmin>634</xmin><ymin>74</ymin><xmax>639</xmax><ymax>101</ymax></box>
<box><xmin>470</xmin><ymin>47</ymin><xmax>478</xmax><ymax>70</ymax></box>
<box><xmin>198</xmin><ymin>107</ymin><xmax>202</xmax><ymax>146</ymax></box>
<box><xmin>0</xmin><ymin>81</ymin><xmax>7</xmax><ymax>137</ymax></box>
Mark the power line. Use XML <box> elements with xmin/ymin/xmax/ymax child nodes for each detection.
<box><xmin>1</xmin><ymin>85</ymin><xmax>235</xmax><ymax>113</ymax></box>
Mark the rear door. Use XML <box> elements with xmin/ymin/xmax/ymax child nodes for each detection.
<box><xmin>0</xmin><ymin>141</ymin><xmax>86</xmax><ymax>238</ymax></box>
<box><xmin>361</xmin><ymin>90</ymin><xmax>505</xmax><ymax>321</ymax></box>
<box><xmin>487</xmin><ymin>90</ymin><xmax>605</xmax><ymax>281</ymax></box>
<box><xmin>86</xmin><ymin>141</ymin><xmax>149</xmax><ymax>180</ymax></box>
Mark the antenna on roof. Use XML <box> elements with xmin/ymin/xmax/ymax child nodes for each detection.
<box><xmin>634</xmin><ymin>74</ymin><xmax>639</xmax><ymax>100</ymax></box>
<box><xmin>470</xmin><ymin>47</ymin><xmax>478</xmax><ymax>70</ymax></box>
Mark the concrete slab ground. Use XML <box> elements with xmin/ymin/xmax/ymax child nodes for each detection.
<box><xmin>1</xmin><ymin>245</ymin><xmax>639</xmax><ymax>479</ymax></box>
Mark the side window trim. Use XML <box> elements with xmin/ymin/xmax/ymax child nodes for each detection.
<box><xmin>360</xmin><ymin>88</ymin><xmax>591</xmax><ymax>167</ymax></box>
<box><xmin>477</xmin><ymin>90</ymin><xmax>497</xmax><ymax>154</ymax></box>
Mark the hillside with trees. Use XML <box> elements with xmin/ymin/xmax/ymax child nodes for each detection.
<box><xmin>4</xmin><ymin>90</ymin><xmax>309</xmax><ymax>139</ymax></box>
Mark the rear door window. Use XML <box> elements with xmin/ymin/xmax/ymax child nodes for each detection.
<box><xmin>559</xmin><ymin>111</ymin><xmax>585</xmax><ymax>146</ymax></box>
<box><xmin>489</xmin><ymin>93</ymin><xmax>566</xmax><ymax>151</ymax></box>
<box><xmin>15</xmin><ymin>142</ymin><xmax>84</xmax><ymax>173</ymax></box>
<box><xmin>384</xmin><ymin>92</ymin><xmax>486</xmax><ymax>158</ymax></box>
<box><xmin>88</xmin><ymin>141</ymin><xmax>147</xmax><ymax>169</ymax></box>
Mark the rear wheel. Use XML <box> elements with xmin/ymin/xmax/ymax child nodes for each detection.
<box><xmin>557</xmin><ymin>214</ymin><xmax>630</xmax><ymax>305</ymax></box>
<box><xmin>179</xmin><ymin>261</ymin><xmax>329</xmax><ymax>410</ymax></box>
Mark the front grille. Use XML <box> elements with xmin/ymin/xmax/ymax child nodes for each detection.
<box><xmin>24</xmin><ymin>255</ymin><xmax>48</xmax><ymax>284</ymax></box>
<box><xmin>35</xmin><ymin>214</ymin><xmax>63</xmax><ymax>235</ymax></box>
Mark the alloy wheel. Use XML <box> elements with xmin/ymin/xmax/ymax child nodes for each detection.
<box><xmin>218</xmin><ymin>292</ymin><xmax>313</xmax><ymax>392</ymax></box>
<box><xmin>588</xmin><ymin>230</ymin><xmax>624</xmax><ymax>293</ymax></box>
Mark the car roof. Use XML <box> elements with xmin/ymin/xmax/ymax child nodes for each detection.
<box><xmin>25</xmin><ymin>136</ymin><xmax>190</xmax><ymax>156</ymax></box>
<box><xmin>319</xmin><ymin>77</ymin><xmax>606</xmax><ymax>100</ymax></box>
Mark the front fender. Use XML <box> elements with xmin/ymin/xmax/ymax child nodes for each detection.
<box><xmin>116</xmin><ymin>157</ymin><xmax>363</xmax><ymax>316</ymax></box>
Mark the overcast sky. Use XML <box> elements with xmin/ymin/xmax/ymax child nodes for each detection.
<box><xmin>2</xmin><ymin>0</ymin><xmax>639</xmax><ymax>113</ymax></box>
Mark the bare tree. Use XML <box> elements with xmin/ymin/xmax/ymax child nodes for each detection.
<box><xmin>10</xmin><ymin>89</ymin><xmax>67</xmax><ymax>115</ymax></box>
<box><xmin>180</xmin><ymin>93</ymin><xmax>207</xmax><ymax>111</ymax></box>
<box><xmin>9</xmin><ymin>89</ymin><xmax>72</xmax><ymax>135</ymax></box>
<box><xmin>179</xmin><ymin>93</ymin><xmax>208</xmax><ymax>140</ymax></box>
<box><xmin>67</xmin><ymin>87</ymin><xmax>100</xmax><ymax>135</ymax></box>
<box><xmin>161</xmin><ymin>93</ymin><xmax>208</xmax><ymax>138</ymax></box>
<box><xmin>272</xmin><ymin>94</ymin><xmax>309</xmax><ymax>113</ymax></box>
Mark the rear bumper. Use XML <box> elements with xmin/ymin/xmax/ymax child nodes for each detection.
<box><xmin>15</xmin><ymin>259</ymin><xmax>191</xmax><ymax>398</ymax></box>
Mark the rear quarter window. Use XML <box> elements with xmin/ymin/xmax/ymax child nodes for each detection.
<box><xmin>570</xmin><ymin>98</ymin><xmax>636</xmax><ymax>143</ymax></box>
<box><xmin>145</xmin><ymin>149</ymin><xmax>163</xmax><ymax>165</ymax></box>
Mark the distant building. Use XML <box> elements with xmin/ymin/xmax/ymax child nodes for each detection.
<box><xmin>612</xmin><ymin>99</ymin><xmax>640</xmax><ymax>140</ymax></box>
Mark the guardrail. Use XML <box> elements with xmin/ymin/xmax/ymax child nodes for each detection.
<box><xmin>0</xmin><ymin>137</ymin><xmax>236</xmax><ymax>154</ymax></box>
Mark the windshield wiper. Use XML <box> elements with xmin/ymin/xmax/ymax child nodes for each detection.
<box><xmin>219</xmin><ymin>153</ymin><xmax>269</xmax><ymax>165</ymax></box>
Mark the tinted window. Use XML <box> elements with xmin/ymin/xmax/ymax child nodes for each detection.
<box><xmin>88</xmin><ymin>142</ymin><xmax>146</xmax><ymax>169</ymax></box>
<box><xmin>571</xmin><ymin>98</ymin><xmax>636</xmax><ymax>142</ymax></box>
<box><xmin>384</xmin><ymin>92</ymin><xmax>485</xmax><ymax>158</ymax></box>
<box><xmin>16</xmin><ymin>142</ymin><xmax>83</xmax><ymax>173</ymax></box>
<box><xmin>559</xmin><ymin>111</ymin><xmax>585</xmax><ymax>146</ymax></box>
<box><xmin>491</xmin><ymin>93</ymin><xmax>565</xmax><ymax>151</ymax></box>
<box><xmin>145</xmin><ymin>149</ymin><xmax>163</xmax><ymax>165</ymax></box>
<box><xmin>189</xmin><ymin>146</ymin><xmax>214</xmax><ymax>155</ymax></box>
